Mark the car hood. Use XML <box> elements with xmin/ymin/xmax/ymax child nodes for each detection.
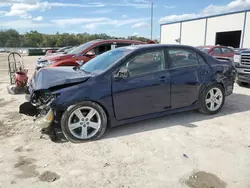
<box><xmin>30</xmin><ymin>66</ymin><xmax>91</xmax><ymax>91</ymax></box>
<box><xmin>241</xmin><ymin>50</ymin><xmax>250</xmax><ymax>54</ymax></box>
<box><xmin>40</xmin><ymin>53</ymin><xmax>74</xmax><ymax>61</ymax></box>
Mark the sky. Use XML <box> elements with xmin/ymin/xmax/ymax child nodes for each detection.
<box><xmin>0</xmin><ymin>0</ymin><xmax>250</xmax><ymax>40</ymax></box>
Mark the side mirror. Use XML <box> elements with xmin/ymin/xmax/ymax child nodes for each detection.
<box><xmin>210</xmin><ymin>52</ymin><xmax>214</xmax><ymax>56</ymax></box>
<box><xmin>86</xmin><ymin>50</ymin><xmax>95</xmax><ymax>56</ymax></box>
<box><xmin>114</xmin><ymin>67</ymin><xmax>130</xmax><ymax>79</ymax></box>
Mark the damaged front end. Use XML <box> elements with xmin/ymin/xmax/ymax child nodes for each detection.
<box><xmin>19</xmin><ymin>91</ymin><xmax>60</xmax><ymax>129</ymax></box>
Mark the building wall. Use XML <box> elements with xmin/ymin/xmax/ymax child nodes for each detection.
<box><xmin>161</xmin><ymin>23</ymin><xmax>180</xmax><ymax>44</ymax></box>
<box><xmin>243</xmin><ymin>11</ymin><xmax>250</xmax><ymax>48</ymax></box>
<box><xmin>160</xmin><ymin>10</ymin><xmax>250</xmax><ymax>48</ymax></box>
<box><xmin>181</xmin><ymin>19</ymin><xmax>206</xmax><ymax>46</ymax></box>
<box><xmin>205</xmin><ymin>13</ymin><xmax>245</xmax><ymax>45</ymax></box>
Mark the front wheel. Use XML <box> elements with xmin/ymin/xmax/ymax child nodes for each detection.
<box><xmin>199</xmin><ymin>84</ymin><xmax>225</xmax><ymax>115</ymax></box>
<box><xmin>61</xmin><ymin>101</ymin><xmax>107</xmax><ymax>143</ymax></box>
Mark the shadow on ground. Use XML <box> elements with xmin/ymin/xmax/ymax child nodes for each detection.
<box><xmin>54</xmin><ymin>93</ymin><xmax>250</xmax><ymax>142</ymax></box>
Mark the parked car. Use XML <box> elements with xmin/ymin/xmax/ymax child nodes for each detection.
<box><xmin>36</xmin><ymin>39</ymin><xmax>155</xmax><ymax>70</ymax></box>
<box><xmin>196</xmin><ymin>45</ymin><xmax>235</xmax><ymax>61</ymax></box>
<box><xmin>45</xmin><ymin>46</ymin><xmax>73</xmax><ymax>56</ymax></box>
<box><xmin>233</xmin><ymin>48</ymin><xmax>250</xmax><ymax>86</ymax></box>
<box><xmin>0</xmin><ymin>48</ymin><xmax>5</xmax><ymax>53</ymax></box>
<box><xmin>20</xmin><ymin>44</ymin><xmax>235</xmax><ymax>143</ymax></box>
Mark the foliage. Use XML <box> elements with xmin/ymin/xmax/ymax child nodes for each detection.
<box><xmin>0</xmin><ymin>29</ymin><xmax>158</xmax><ymax>48</ymax></box>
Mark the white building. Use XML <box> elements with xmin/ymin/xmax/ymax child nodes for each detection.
<box><xmin>160</xmin><ymin>9</ymin><xmax>250</xmax><ymax>48</ymax></box>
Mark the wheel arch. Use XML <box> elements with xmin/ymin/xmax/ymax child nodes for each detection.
<box><xmin>61</xmin><ymin>99</ymin><xmax>110</xmax><ymax>123</ymax></box>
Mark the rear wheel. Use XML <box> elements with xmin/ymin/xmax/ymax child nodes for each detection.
<box><xmin>199</xmin><ymin>84</ymin><xmax>225</xmax><ymax>115</ymax></box>
<box><xmin>61</xmin><ymin>101</ymin><xmax>107</xmax><ymax>143</ymax></box>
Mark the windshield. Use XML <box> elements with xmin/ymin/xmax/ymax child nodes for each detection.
<box><xmin>80</xmin><ymin>48</ymin><xmax>130</xmax><ymax>74</ymax></box>
<box><xmin>197</xmin><ymin>47</ymin><xmax>210</xmax><ymax>53</ymax></box>
<box><xmin>67</xmin><ymin>41</ymin><xmax>95</xmax><ymax>54</ymax></box>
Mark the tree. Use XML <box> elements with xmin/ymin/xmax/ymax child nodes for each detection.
<box><xmin>0</xmin><ymin>29</ymin><xmax>21</xmax><ymax>47</ymax></box>
<box><xmin>0</xmin><ymin>29</ymin><xmax>153</xmax><ymax>48</ymax></box>
<box><xmin>23</xmin><ymin>30</ymin><xmax>43</xmax><ymax>47</ymax></box>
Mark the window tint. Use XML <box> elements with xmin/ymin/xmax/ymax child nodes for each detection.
<box><xmin>211</xmin><ymin>48</ymin><xmax>222</xmax><ymax>55</ymax></box>
<box><xmin>168</xmin><ymin>48</ymin><xmax>198</xmax><ymax>68</ymax></box>
<box><xmin>124</xmin><ymin>50</ymin><xmax>165</xmax><ymax>76</ymax></box>
<box><xmin>93</xmin><ymin>44</ymin><xmax>111</xmax><ymax>55</ymax></box>
<box><xmin>222</xmin><ymin>47</ymin><xmax>233</xmax><ymax>54</ymax></box>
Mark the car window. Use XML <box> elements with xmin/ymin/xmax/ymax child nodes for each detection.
<box><xmin>80</xmin><ymin>48</ymin><xmax>130</xmax><ymax>74</ymax></box>
<box><xmin>196</xmin><ymin>53</ymin><xmax>207</xmax><ymax>65</ymax></box>
<box><xmin>168</xmin><ymin>48</ymin><xmax>198</xmax><ymax>69</ymax></box>
<box><xmin>124</xmin><ymin>50</ymin><xmax>165</xmax><ymax>76</ymax></box>
<box><xmin>211</xmin><ymin>48</ymin><xmax>222</xmax><ymax>55</ymax></box>
<box><xmin>93</xmin><ymin>44</ymin><xmax>111</xmax><ymax>55</ymax></box>
<box><xmin>222</xmin><ymin>47</ymin><xmax>233</xmax><ymax>54</ymax></box>
<box><xmin>197</xmin><ymin>47</ymin><xmax>210</xmax><ymax>53</ymax></box>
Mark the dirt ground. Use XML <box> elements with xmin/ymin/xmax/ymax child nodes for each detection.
<box><xmin>0</xmin><ymin>53</ymin><xmax>250</xmax><ymax>188</ymax></box>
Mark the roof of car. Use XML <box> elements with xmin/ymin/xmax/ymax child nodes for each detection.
<box><xmin>197</xmin><ymin>45</ymin><xmax>228</xmax><ymax>48</ymax></box>
<box><xmin>123</xmin><ymin>44</ymin><xmax>197</xmax><ymax>50</ymax></box>
<box><xmin>91</xmin><ymin>39</ymin><xmax>147</xmax><ymax>43</ymax></box>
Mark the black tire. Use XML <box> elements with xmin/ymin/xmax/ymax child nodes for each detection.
<box><xmin>61</xmin><ymin>101</ymin><xmax>107</xmax><ymax>143</ymax></box>
<box><xmin>199</xmin><ymin>84</ymin><xmax>225</xmax><ymax>115</ymax></box>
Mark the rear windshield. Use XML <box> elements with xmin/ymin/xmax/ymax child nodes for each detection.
<box><xmin>67</xmin><ymin>41</ymin><xmax>95</xmax><ymax>54</ymax></box>
<box><xmin>197</xmin><ymin>47</ymin><xmax>210</xmax><ymax>53</ymax></box>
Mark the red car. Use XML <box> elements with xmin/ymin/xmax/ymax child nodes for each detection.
<box><xmin>36</xmin><ymin>39</ymin><xmax>155</xmax><ymax>69</ymax></box>
<box><xmin>197</xmin><ymin>45</ymin><xmax>235</xmax><ymax>60</ymax></box>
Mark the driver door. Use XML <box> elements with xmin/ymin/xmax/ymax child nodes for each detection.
<box><xmin>112</xmin><ymin>49</ymin><xmax>171</xmax><ymax>120</ymax></box>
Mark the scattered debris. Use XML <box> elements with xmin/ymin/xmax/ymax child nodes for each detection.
<box><xmin>104</xmin><ymin>163</ymin><xmax>110</xmax><ymax>167</ymax></box>
<box><xmin>38</xmin><ymin>171</ymin><xmax>60</xmax><ymax>182</ymax></box>
<box><xmin>44</xmin><ymin>164</ymin><xmax>49</xmax><ymax>168</ymax></box>
<box><xmin>183</xmin><ymin>154</ymin><xmax>188</xmax><ymax>158</ymax></box>
<box><xmin>186</xmin><ymin>171</ymin><xmax>227</xmax><ymax>188</ymax></box>
<box><xmin>11</xmin><ymin>180</ymin><xmax>16</xmax><ymax>184</ymax></box>
<box><xmin>14</xmin><ymin>146</ymin><xmax>23</xmax><ymax>152</ymax></box>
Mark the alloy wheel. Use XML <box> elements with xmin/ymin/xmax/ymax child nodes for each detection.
<box><xmin>68</xmin><ymin>107</ymin><xmax>101</xmax><ymax>139</ymax></box>
<box><xmin>205</xmin><ymin>88</ymin><xmax>223</xmax><ymax>111</ymax></box>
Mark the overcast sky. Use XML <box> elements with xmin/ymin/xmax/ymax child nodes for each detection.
<box><xmin>0</xmin><ymin>0</ymin><xmax>250</xmax><ymax>39</ymax></box>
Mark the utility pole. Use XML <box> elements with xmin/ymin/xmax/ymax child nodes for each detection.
<box><xmin>150</xmin><ymin>2</ymin><xmax>153</xmax><ymax>40</ymax></box>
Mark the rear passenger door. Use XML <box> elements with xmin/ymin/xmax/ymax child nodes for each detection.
<box><xmin>166</xmin><ymin>48</ymin><xmax>201</xmax><ymax>109</ymax></box>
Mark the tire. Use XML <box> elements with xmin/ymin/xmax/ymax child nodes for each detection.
<box><xmin>199</xmin><ymin>84</ymin><xmax>225</xmax><ymax>115</ymax></box>
<box><xmin>61</xmin><ymin>101</ymin><xmax>107</xmax><ymax>143</ymax></box>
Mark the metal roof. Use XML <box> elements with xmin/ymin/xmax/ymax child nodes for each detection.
<box><xmin>160</xmin><ymin>9</ymin><xmax>250</xmax><ymax>26</ymax></box>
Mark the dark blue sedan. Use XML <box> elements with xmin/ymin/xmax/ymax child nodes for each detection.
<box><xmin>20</xmin><ymin>44</ymin><xmax>235</xmax><ymax>142</ymax></box>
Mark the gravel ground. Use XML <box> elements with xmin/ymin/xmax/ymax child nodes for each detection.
<box><xmin>0</xmin><ymin>53</ymin><xmax>250</xmax><ymax>188</ymax></box>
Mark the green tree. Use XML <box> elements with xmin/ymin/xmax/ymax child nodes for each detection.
<box><xmin>23</xmin><ymin>30</ymin><xmax>43</xmax><ymax>47</ymax></box>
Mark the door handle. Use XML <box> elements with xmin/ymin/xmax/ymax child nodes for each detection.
<box><xmin>158</xmin><ymin>76</ymin><xmax>166</xmax><ymax>82</ymax></box>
